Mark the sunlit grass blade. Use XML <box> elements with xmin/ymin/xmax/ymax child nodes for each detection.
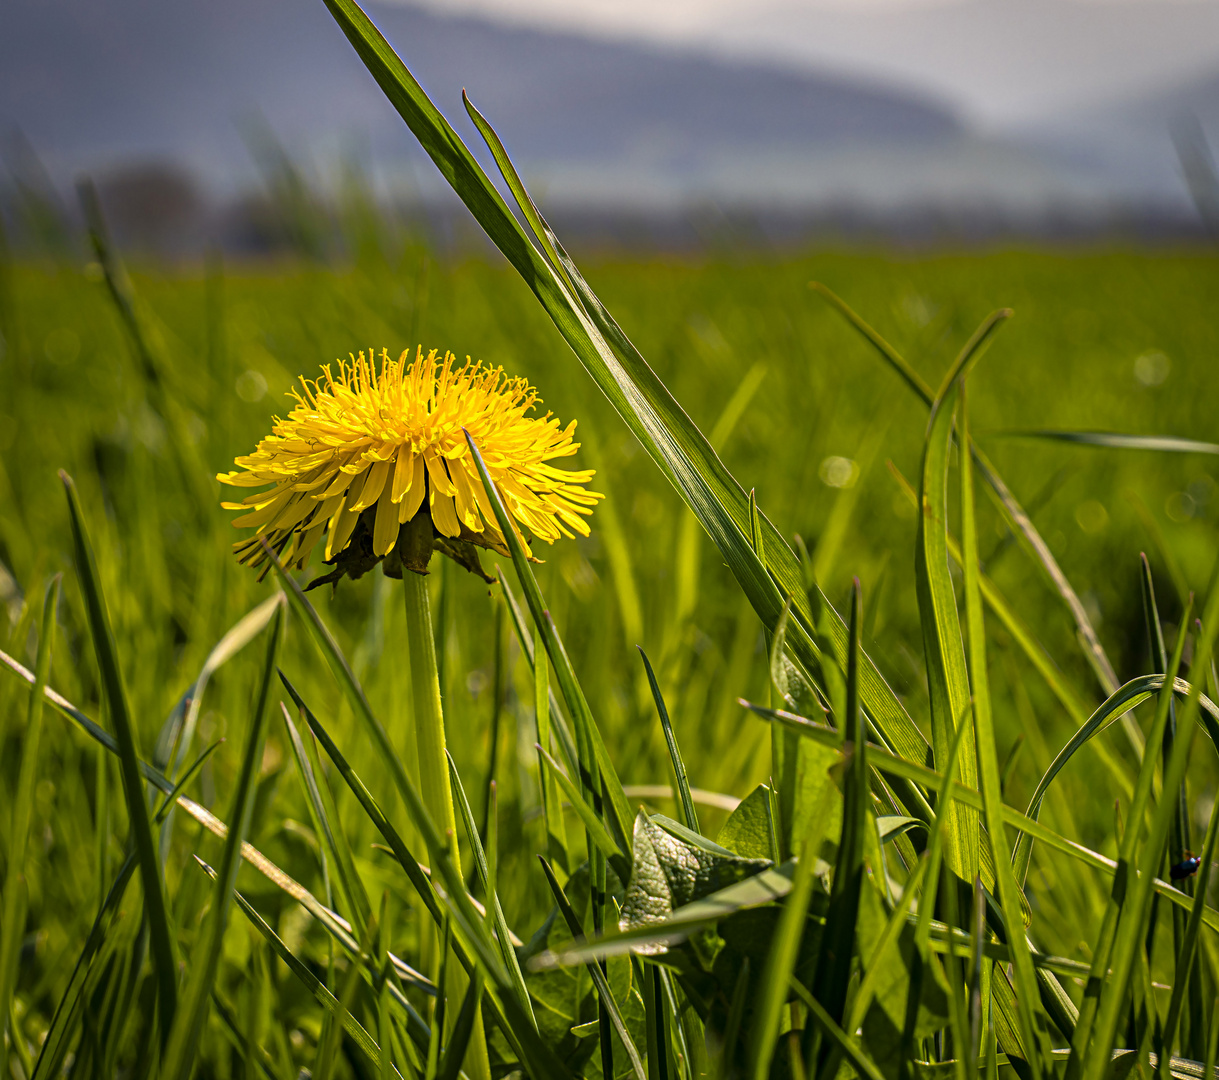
<box><xmin>497</xmin><ymin>568</ymin><xmax>580</xmax><ymax>774</ymax></box>
<box><xmin>1084</xmin><ymin>580</ymin><xmax>1219</xmax><ymax>1080</ymax></box>
<box><xmin>61</xmin><ymin>470</ymin><xmax>178</xmax><ymax>1039</ymax></box>
<box><xmin>0</xmin><ymin>574</ymin><xmax>58</xmax><ymax>1073</ymax></box>
<box><xmin>537</xmin><ymin>856</ymin><xmax>647</xmax><ymax>1080</ymax></box>
<box><xmin>446</xmin><ymin>752</ymin><xmax>536</xmax><ymax>1029</ymax></box>
<box><xmin>916</xmin><ymin>316</ymin><xmax>1010</xmax><ymax>882</ymax></box>
<box><xmin>465</xmin><ymin>431</ymin><xmax>633</xmax><ymax>856</ymax></box>
<box><xmin>987</xmin><ymin>430</ymin><xmax>1219</xmax><ymax>455</ymax></box>
<box><xmin>638</xmin><ymin>646</ymin><xmax>700</xmax><ymax>833</ymax></box>
<box><xmin>959</xmin><ymin>385</ymin><xmax>1050</xmax><ymax>1075</ymax></box>
<box><xmin>162</xmin><ymin>601</ymin><xmax>283</xmax><ymax>1080</ymax></box>
<box><xmin>281</xmin><ymin>674</ymin><xmax>569</xmax><ymax>1079</ymax></box>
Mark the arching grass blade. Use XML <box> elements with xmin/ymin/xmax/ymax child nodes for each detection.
<box><xmin>638</xmin><ymin>646</ymin><xmax>700</xmax><ymax>834</ymax></box>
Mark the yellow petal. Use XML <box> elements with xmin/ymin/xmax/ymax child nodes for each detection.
<box><xmin>373</xmin><ymin>481</ymin><xmax>399</xmax><ymax>556</ymax></box>
<box><xmin>390</xmin><ymin>445</ymin><xmax>415</xmax><ymax>502</ymax></box>
<box><xmin>398</xmin><ymin>455</ymin><xmax>427</xmax><ymax>523</ymax></box>
<box><xmin>430</xmin><ymin>489</ymin><xmax>461</xmax><ymax>537</ymax></box>
<box><xmin>350</xmin><ymin>459</ymin><xmax>391</xmax><ymax>512</ymax></box>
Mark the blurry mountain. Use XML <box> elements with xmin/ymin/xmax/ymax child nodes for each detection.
<box><xmin>1</xmin><ymin>0</ymin><xmax>1213</xmax><ymax>240</ymax></box>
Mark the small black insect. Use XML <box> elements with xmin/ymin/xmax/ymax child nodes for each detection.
<box><xmin>1170</xmin><ymin>853</ymin><xmax>1203</xmax><ymax>881</ymax></box>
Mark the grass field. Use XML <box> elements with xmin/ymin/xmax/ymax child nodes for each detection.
<box><xmin>3</xmin><ymin>232</ymin><xmax>1219</xmax><ymax>1078</ymax></box>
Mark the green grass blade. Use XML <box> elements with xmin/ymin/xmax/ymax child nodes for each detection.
<box><xmin>811</xmin><ymin>580</ymin><xmax>869</xmax><ymax>1036</ymax></box>
<box><xmin>916</xmin><ymin>317</ymin><xmax>1010</xmax><ymax>881</ymax></box>
<box><xmin>536</xmin><ymin>744</ymin><xmax>630</xmax><ymax>878</ymax></box>
<box><xmin>446</xmin><ymin>752</ymin><xmax>536</xmax><ymax>1029</ymax></box>
<box><xmin>152</xmin><ymin>740</ymin><xmax>224</xmax><ymax>824</ymax></box>
<box><xmin>1068</xmin><ymin>605</ymin><xmax>1193</xmax><ymax>1078</ymax></box>
<box><xmin>162</xmin><ymin>601</ymin><xmax>283</xmax><ymax>1080</ymax></box>
<box><xmin>788</xmin><ymin>977</ymin><xmax>887</xmax><ymax>1080</ymax></box>
<box><xmin>436</xmin><ymin>969</ymin><xmax>485</xmax><ymax>1080</ymax></box>
<box><xmin>812</xmin><ymin>283</ymin><xmax>1122</xmax><ymax>707</ymax></box>
<box><xmin>638</xmin><ymin>646</ymin><xmax>700</xmax><ymax>834</ymax></box>
<box><xmin>1084</xmin><ymin>582</ymin><xmax>1219</xmax><ymax>1080</ymax></box>
<box><xmin>987</xmin><ymin>431</ymin><xmax>1219</xmax><ymax>456</ymax></box>
<box><xmin>464</xmin><ymin>431</ymin><xmax>633</xmax><ymax>856</ymax></box>
<box><xmin>537</xmin><ymin>857</ymin><xmax>647</xmax><ymax>1080</ymax></box>
<box><xmin>959</xmin><ymin>386</ymin><xmax>1049</xmax><ymax>1075</ymax></box>
<box><xmin>60</xmin><ymin>471</ymin><xmax>178</xmax><ymax>1038</ymax></box>
<box><xmin>534</xmin><ymin>625</ymin><xmax>570</xmax><ymax>873</ymax></box>
<box><xmin>0</xmin><ymin>575</ymin><xmax>58</xmax><ymax>1071</ymax></box>
<box><xmin>282</xmin><ymin>702</ymin><xmax>372</xmax><ymax>936</ymax></box>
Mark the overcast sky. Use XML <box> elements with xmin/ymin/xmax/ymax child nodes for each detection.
<box><xmin>403</xmin><ymin>0</ymin><xmax>1219</xmax><ymax>128</ymax></box>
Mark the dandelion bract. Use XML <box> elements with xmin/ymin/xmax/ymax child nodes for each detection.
<box><xmin>218</xmin><ymin>348</ymin><xmax>602</xmax><ymax>576</ymax></box>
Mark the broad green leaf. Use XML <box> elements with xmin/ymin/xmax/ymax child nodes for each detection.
<box><xmin>716</xmin><ymin>785</ymin><xmax>774</xmax><ymax>860</ymax></box>
<box><xmin>619</xmin><ymin>812</ymin><xmax>772</xmax><ymax>943</ymax></box>
<box><xmin>61</xmin><ymin>471</ymin><xmax>178</xmax><ymax>1039</ymax></box>
<box><xmin>163</xmin><ymin>602</ymin><xmax>283</xmax><ymax>1080</ymax></box>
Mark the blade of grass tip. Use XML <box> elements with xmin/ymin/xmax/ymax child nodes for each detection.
<box><xmin>749</xmin><ymin>779</ymin><xmax>838</xmax><ymax>1080</ymax></box>
<box><xmin>537</xmin><ymin>856</ymin><xmax>647</xmax><ymax>1080</ymax></box>
<box><xmin>960</xmin><ymin>384</ymin><xmax>1049</xmax><ymax>1078</ymax></box>
<box><xmin>1086</xmin><ymin>586</ymin><xmax>1219</xmax><ymax>1080</ymax></box>
<box><xmin>0</xmin><ymin>575</ymin><xmax>58</xmax><ymax>1071</ymax></box>
<box><xmin>282</xmin><ymin>702</ymin><xmax>373</xmax><ymax>937</ymax></box>
<box><xmin>534</xmin><ymin>622</ymin><xmax>570</xmax><ymax>873</ymax></box>
<box><xmin>1128</xmin><ymin>493</ymin><xmax>1191</xmax><ymax>611</ymax></box>
<box><xmin>812</xmin><ymin>284</ymin><xmax>1123</xmax><ymax>720</ymax></box>
<box><xmin>638</xmin><ymin>646</ymin><xmax>700</xmax><ymax>834</ymax></box>
<box><xmin>61</xmin><ymin>471</ymin><xmax>178</xmax><ymax>1038</ymax></box>
<box><xmin>464</xmin><ymin>431</ymin><xmax>633</xmax><ymax>856</ymax></box>
<box><xmin>987</xmin><ymin>431</ymin><xmax>1219</xmax><ymax>456</ymax></box>
<box><xmin>162</xmin><ymin>601</ymin><xmax>283</xmax><ymax>1080</ymax></box>
<box><xmin>1066</xmin><ymin>604</ymin><xmax>1194</xmax><ymax>1079</ymax></box>
<box><xmin>446</xmin><ymin>753</ymin><xmax>536</xmax><ymax>1028</ymax></box>
<box><xmin>28</xmin><ymin>853</ymin><xmax>138</xmax><ymax>1080</ymax></box>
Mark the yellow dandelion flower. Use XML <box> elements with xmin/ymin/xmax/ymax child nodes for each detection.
<box><xmin>218</xmin><ymin>347</ymin><xmax>602</xmax><ymax>582</ymax></box>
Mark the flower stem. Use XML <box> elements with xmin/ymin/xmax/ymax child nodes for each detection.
<box><xmin>402</xmin><ymin>566</ymin><xmax>491</xmax><ymax>1080</ymax></box>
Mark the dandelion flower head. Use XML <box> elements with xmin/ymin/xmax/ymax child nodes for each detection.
<box><xmin>219</xmin><ymin>348</ymin><xmax>602</xmax><ymax>577</ymax></box>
